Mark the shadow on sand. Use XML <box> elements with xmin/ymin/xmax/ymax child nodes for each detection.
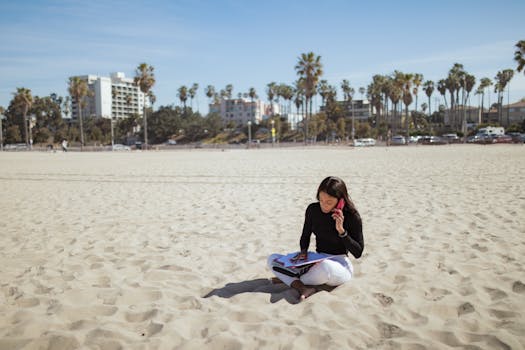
<box><xmin>203</xmin><ymin>278</ymin><xmax>336</xmax><ymax>304</ymax></box>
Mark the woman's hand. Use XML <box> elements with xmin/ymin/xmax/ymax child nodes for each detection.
<box><xmin>331</xmin><ymin>208</ymin><xmax>345</xmax><ymax>235</ymax></box>
<box><xmin>290</xmin><ymin>251</ymin><xmax>308</xmax><ymax>263</ymax></box>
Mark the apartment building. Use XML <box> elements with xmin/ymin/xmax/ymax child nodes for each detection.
<box><xmin>69</xmin><ymin>72</ymin><xmax>148</xmax><ymax>120</ymax></box>
<box><xmin>320</xmin><ymin>99</ymin><xmax>372</xmax><ymax>121</ymax></box>
<box><xmin>209</xmin><ymin>98</ymin><xmax>280</xmax><ymax>126</ymax></box>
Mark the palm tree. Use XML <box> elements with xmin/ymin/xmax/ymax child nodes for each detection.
<box><xmin>358</xmin><ymin>87</ymin><xmax>365</xmax><ymax>99</ymax></box>
<box><xmin>134</xmin><ymin>63</ymin><xmax>155</xmax><ymax>149</ymax></box>
<box><xmin>477</xmin><ymin>77</ymin><xmax>492</xmax><ymax>122</ymax></box>
<box><xmin>295</xmin><ymin>52</ymin><xmax>323</xmax><ymax>141</ymax></box>
<box><xmin>248</xmin><ymin>87</ymin><xmax>257</xmax><ymax>123</ymax></box>
<box><xmin>148</xmin><ymin>91</ymin><xmax>156</xmax><ymax>107</ymax></box>
<box><xmin>177</xmin><ymin>85</ymin><xmax>188</xmax><ymax>110</ymax></box>
<box><xmin>367</xmin><ymin>75</ymin><xmax>384</xmax><ymax>127</ymax></box>
<box><xmin>400</xmin><ymin>73</ymin><xmax>414</xmax><ymax>135</ymax></box>
<box><xmin>189</xmin><ymin>83</ymin><xmax>198</xmax><ymax>112</ymax></box>
<box><xmin>318</xmin><ymin>80</ymin><xmax>330</xmax><ymax>106</ymax></box>
<box><xmin>389</xmin><ymin>74</ymin><xmax>403</xmax><ymax>134</ymax></box>
<box><xmin>266</xmin><ymin>82</ymin><xmax>277</xmax><ymax>116</ymax></box>
<box><xmin>279</xmin><ymin>84</ymin><xmax>294</xmax><ymax>116</ymax></box>
<box><xmin>225</xmin><ymin>84</ymin><xmax>233</xmax><ymax>99</ymax></box>
<box><xmin>205</xmin><ymin>85</ymin><xmax>216</xmax><ymax>105</ymax></box>
<box><xmin>437</xmin><ymin>79</ymin><xmax>448</xmax><ymax>110</ymax></box>
<box><xmin>464</xmin><ymin>74</ymin><xmax>476</xmax><ymax>125</ymax></box>
<box><xmin>13</xmin><ymin>87</ymin><xmax>33</xmax><ymax>148</ymax></box>
<box><xmin>423</xmin><ymin>80</ymin><xmax>434</xmax><ymax>117</ymax></box>
<box><xmin>494</xmin><ymin>69</ymin><xmax>514</xmax><ymax>126</ymax></box>
<box><xmin>515</xmin><ymin>40</ymin><xmax>525</xmax><ymax>74</ymax></box>
<box><xmin>340</xmin><ymin>79</ymin><xmax>355</xmax><ymax>140</ymax></box>
<box><xmin>412</xmin><ymin>73</ymin><xmax>423</xmax><ymax>112</ymax></box>
<box><xmin>68</xmin><ymin>77</ymin><xmax>89</xmax><ymax>150</ymax></box>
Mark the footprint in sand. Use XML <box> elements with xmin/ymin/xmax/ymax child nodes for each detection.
<box><xmin>512</xmin><ymin>281</ymin><xmax>525</xmax><ymax>294</ymax></box>
<box><xmin>424</xmin><ymin>287</ymin><xmax>451</xmax><ymax>301</ymax></box>
<box><xmin>457</xmin><ymin>302</ymin><xmax>475</xmax><ymax>316</ymax></box>
<box><xmin>373</xmin><ymin>293</ymin><xmax>394</xmax><ymax>307</ymax></box>
<box><xmin>484</xmin><ymin>287</ymin><xmax>507</xmax><ymax>301</ymax></box>
<box><xmin>471</xmin><ymin>244</ymin><xmax>488</xmax><ymax>252</ymax></box>
<box><xmin>377</xmin><ymin>322</ymin><xmax>404</xmax><ymax>339</ymax></box>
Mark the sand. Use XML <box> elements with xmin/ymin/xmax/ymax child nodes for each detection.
<box><xmin>0</xmin><ymin>144</ymin><xmax>524</xmax><ymax>349</ymax></box>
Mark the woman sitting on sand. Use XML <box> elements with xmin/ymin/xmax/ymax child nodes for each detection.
<box><xmin>268</xmin><ymin>176</ymin><xmax>364</xmax><ymax>300</ymax></box>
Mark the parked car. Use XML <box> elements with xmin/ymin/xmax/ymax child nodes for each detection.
<box><xmin>419</xmin><ymin>136</ymin><xmax>447</xmax><ymax>145</ymax></box>
<box><xmin>469</xmin><ymin>134</ymin><xmax>494</xmax><ymax>144</ymax></box>
<box><xmin>508</xmin><ymin>132</ymin><xmax>525</xmax><ymax>143</ymax></box>
<box><xmin>166</xmin><ymin>139</ymin><xmax>177</xmax><ymax>145</ymax></box>
<box><xmin>442</xmin><ymin>133</ymin><xmax>460</xmax><ymax>143</ymax></box>
<box><xmin>353</xmin><ymin>138</ymin><xmax>376</xmax><ymax>147</ymax></box>
<box><xmin>408</xmin><ymin>136</ymin><xmax>422</xmax><ymax>143</ymax></box>
<box><xmin>391</xmin><ymin>135</ymin><xmax>406</xmax><ymax>145</ymax></box>
<box><xmin>492</xmin><ymin>135</ymin><xmax>513</xmax><ymax>144</ymax></box>
<box><xmin>112</xmin><ymin>144</ymin><xmax>131</xmax><ymax>151</ymax></box>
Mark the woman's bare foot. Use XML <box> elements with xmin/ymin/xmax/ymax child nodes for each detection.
<box><xmin>270</xmin><ymin>277</ymin><xmax>284</xmax><ymax>284</ymax></box>
<box><xmin>291</xmin><ymin>280</ymin><xmax>317</xmax><ymax>301</ymax></box>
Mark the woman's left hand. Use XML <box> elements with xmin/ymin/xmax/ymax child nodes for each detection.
<box><xmin>331</xmin><ymin>208</ymin><xmax>344</xmax><ymax>234</ymax></box>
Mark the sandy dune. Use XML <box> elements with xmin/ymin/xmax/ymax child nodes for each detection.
<box><xmin>1</xmin><ymin>145</ymin><xmax>524</xmax><ymax>349</ymax></box>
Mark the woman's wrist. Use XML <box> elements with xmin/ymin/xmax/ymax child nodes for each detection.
<box><xmin>338</xmin><ymin>230</ymin><xmax>348</xmax><ymax>238</ymax></box>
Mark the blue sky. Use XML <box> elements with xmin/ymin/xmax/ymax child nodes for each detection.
<box><xmin>1</xmin><ymin>0</ymin><xmax>524</xmax><ymax>114</ymax></box>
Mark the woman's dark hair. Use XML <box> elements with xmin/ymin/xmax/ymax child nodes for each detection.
<box><xmin>316</xmin><ymin>176</ymin><xmax>359</xmax><ymax>216</ymax></box>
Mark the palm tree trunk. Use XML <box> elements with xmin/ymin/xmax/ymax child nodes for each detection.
<box><xmin>79</xmin><ymin>109</ymin><xmax>84</xmax><ymax>151</ymax></box>
<box><xmin>480</xmin><ymin>93</ymin><xmax>484</xmax><ymax>124</ymax></box>
<box><xmin>143</xmin><ymin>105</ymin><xmax>148</xmax><ymax>150</ymax></box>
<box><xmin>405</xmin><ymin>105</ymin><xmax>409</xmax><ymax>138</ymax></box>
<box><xmin>23</xmin><ymin>108</ymin><xmax>29</xmax><ymax>147</ymax></box>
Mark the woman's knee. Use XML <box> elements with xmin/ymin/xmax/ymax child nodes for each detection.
<box><xmin>324</xmin><ymin>260</ymin><xmax>352</xmax><ymax>286</ymax></box>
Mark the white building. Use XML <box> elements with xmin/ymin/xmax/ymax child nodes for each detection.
<box><xmin>209</xmin><ymin>98</ymin><xmax>280</xmax><ymax>126</ymax></box>
<box><xmin>70</xmin><ymin>72</ymin><xmax>148</xmax><ymax>120</ymax></box>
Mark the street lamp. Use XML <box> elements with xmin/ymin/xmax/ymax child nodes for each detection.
<box><xmin>271</xmin><ymin>119</ymin><xmax>275</xmax><ymax>147</ymax></box>
<box><xmin>29</xmin><ymin>113</ymin><xmax>36</xmax><ymax>150</ymax></box>
<box><xmin>110</xmin><ymin>115</ymin><xmax>115</xmax><ymax>150</ymax></box>
<box><xmin>247</xmin><ymin>121</ymin><xmax>252</xmax><ymax>148</ymax></box>
<box><xmin>0</xmin><ymin>113</ymin><xmax>4</xmax><ymax>151</ymax></box>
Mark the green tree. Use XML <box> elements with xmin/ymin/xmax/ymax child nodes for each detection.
<box><xmin>340</xmin><ymin>79</ymin><xmax>355</xmax><ymax>139</ymax></box>
<box><xmin>412</xmin><ymin>73</ymin><xmax>423</xmax><ymax>112</ymax></box>
<box><xmin>225</xmin><ymin>84</ymin><xmax>233</xmax><ymax>99</ymax></box>
<box><xmin>6</xmin><ymin>125</ymin><xmax>21</xmax><ymax>143</ymax></box>
<box><xmin>423</xmin><ymin>80</ymin><xmax>434</xmax><ymax>117</ymax></box>
<box><xmin>134</xmin><ymin>63</ymin><xmax>156</xmax><ymax>149</ymax></box>
<box><xmin>266</xmin><ymin>82</ymin><xmax>277</xmax><ymax>116</ymax></box>
<box><xmin>12</xmin><ymin>87</ymin><xmax>33</xmax><ymax>147</ymax></box>
<box><xmin>68</xmin><ymin>76</ymin><xmax>89</xmax><ymax>150</ymax></box>
<box><xmin>248</xmin><ymin>87</ymin><xmax>258</xmax><ymax>123</ymax></box>
<box><xmin>178</xmin><ymin>85</ymin><xmax>188</xmax><ymax>111</ymax></box>
<box><xmin>515</xmin><ymin>40</ymin><xmax>525</xmax><ymax>75</ymax></box>
<box><xmin>295</xmin><ymin>52</ymin><xmax>323</xmax><ymax>142</ymax></box>
<box><xmin>205</xmin><ymin>85</ymin><xmax>216</xmax><ymax>104</ymax></box>
<box><xmin>189</xmin><ymin>83</ymin><xmax>198</xmax><ymax>111</ymax></box>
<box><xmin>494</xmin><ymin>69</ymin><xmax>514</xmax><ymax>125</ymax></box>
<box><xmin>476</xmin><ymin>77</ymin><xmax>492</xmax><ymax>118</ymax></box>
<box><xmin>389</xmin><ymin>72</ymin><xmax>403</xmax><ymax>134</ymax></box>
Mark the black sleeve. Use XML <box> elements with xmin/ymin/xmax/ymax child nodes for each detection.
<box><xmin>299</xmin><ymin>205</ymin><xmax>313</xmax><ymax>252</ymax></box>
<box><xmin>342</xmin><ymin>211</ymin><xmax>364</xmax><ymax>258</ymax></box>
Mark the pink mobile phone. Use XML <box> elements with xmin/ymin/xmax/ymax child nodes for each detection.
<box><xmin>336</xmin><ymin>198</ymin><xmax>345</xmax><ymax>210</ymax></box>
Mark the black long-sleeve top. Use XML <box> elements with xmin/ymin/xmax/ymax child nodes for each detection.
<box><xmin>300</xmin><ymin>202</ymin><xmax>364</xmax><ymax>258</ymax></box>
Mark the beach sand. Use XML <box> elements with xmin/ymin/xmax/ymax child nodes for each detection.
<box><xmin>0</xmin><ymin>144</ymin><xmax>524</xmax><ymax>349</ymax></box>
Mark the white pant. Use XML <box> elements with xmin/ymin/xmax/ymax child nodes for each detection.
<box><xmin>267</xmin><ymin>253</ymin><xmax>353</xmax><ymax>287</ymax></box>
